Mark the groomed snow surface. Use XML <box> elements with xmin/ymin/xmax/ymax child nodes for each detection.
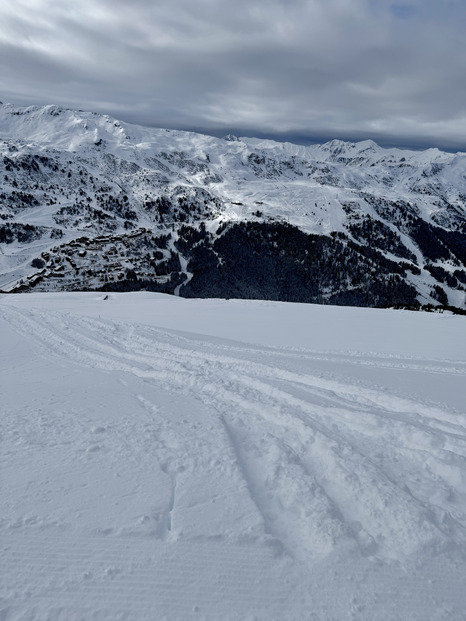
<box><xmin>1</xmin><ymin>293</ymin><xmax>466</xmax><ymax>620</ymax></box>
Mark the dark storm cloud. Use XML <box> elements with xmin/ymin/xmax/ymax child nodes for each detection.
<box><xmin>0</xmin><ymin>0</ymin><xmax>465</xmax><ymax>149</ymax></box>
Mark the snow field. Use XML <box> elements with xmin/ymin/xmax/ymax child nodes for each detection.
<box><xmin>1</xmin><ymin>292</ymin><xmax>466</xmax><ymax>619</ymax></box>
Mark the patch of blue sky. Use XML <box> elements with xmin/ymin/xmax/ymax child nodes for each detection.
<box><xmin>389</xmin><ymin>3</ymin><xmax>417</xmax><ymax>19</ymax></box>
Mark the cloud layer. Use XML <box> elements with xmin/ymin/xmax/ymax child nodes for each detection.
<box><xmin>1</xmin><ymin>0</ymin><xmax>465</xmax><ymax>149</ymax></box>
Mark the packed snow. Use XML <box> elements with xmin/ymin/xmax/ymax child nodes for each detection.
<box><xmin>1</xmin><ymin>292</ymin><xmax>466</xmax><ymax>620</ymax></box>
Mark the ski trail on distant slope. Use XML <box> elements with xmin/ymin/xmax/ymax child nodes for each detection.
<box><xmin>3</xmin><ymin>305</ymin><xmax>466</xmax><ymax>562</ymax></box>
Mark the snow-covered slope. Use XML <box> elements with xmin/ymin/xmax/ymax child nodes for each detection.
<box><xmin>1</xmin><ymin>103</ymin><xmax>465</xmax><ymax>308</ymax></box>
<box><xmin>1</xmin><ymin>292</ymin><xmax>466</xmax><ymax>619</ymax></box>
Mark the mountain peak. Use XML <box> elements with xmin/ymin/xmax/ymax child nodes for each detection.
<box><xmin>223</xmin><ymin>134</ymin><xmax>240</xmax><ymax>142</ymax></box>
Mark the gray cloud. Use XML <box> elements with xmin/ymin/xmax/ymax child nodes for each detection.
<box><xmin>0</xmin><ymin>0</ymin><xmax>465</xmax><ymax>149</ymax></box>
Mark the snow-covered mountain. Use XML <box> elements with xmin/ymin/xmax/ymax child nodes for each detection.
<box><xmin>1</xmin><ymin>103</ymin><xmax>465</xmax><ymax>308</ymax></box>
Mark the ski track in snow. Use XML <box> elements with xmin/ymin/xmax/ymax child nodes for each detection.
<box><xmin>3</xmin><ymin>305</ymin><xmax>466</xmax><ymax>555</ymax></box>
<box><xmin>1</xmin><ymin>300</ymin><xmax>466</xmax><ymax>619</ymax></box>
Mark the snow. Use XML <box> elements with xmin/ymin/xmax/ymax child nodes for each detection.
<box><xmin>1</xmin><ymin>292</ymin><xmax>466</xmax><ymax>619</ymax></box>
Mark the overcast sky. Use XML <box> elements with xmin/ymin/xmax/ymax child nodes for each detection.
<box><xmin>0</xmin><ymin>0</ymin><xmax>465</xmax><ymax>149</ymax></box>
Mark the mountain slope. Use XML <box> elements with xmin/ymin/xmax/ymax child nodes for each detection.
<box><xmin>1</xmin><ymin>103</ymin><xmax>465</xmax><ymax>308</ymax></box>
<box><xmin>2</xmin><ymin>292</ymin><xmax>466</xmax><ymax>619</ymax></box>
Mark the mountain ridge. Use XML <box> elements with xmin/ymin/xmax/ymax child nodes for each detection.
<box><xmin>1</xmin><ymin>103</ymin><xmax>465</xmax><ymax>309</ymax></box>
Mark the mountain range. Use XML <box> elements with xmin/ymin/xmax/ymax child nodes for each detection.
<box><xmin>1</xmin><ymin>103</ymin><xmax>465</xmax><ymax>309</ymax></box>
